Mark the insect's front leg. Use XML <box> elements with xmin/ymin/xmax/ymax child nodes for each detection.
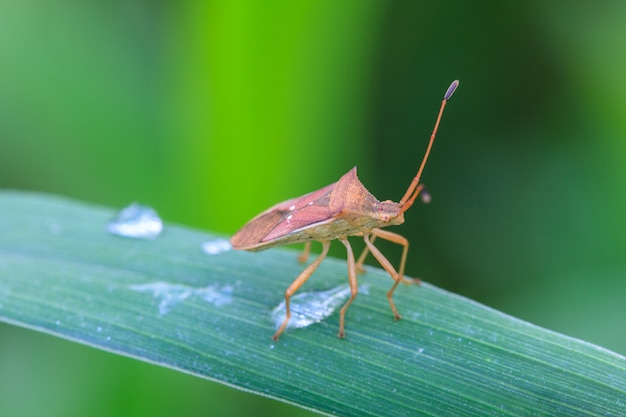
<box><xmin>369</xmin><ymin>228</ymin><xmax>420</xmax><ymax>285</ymax></box>
<box><xmin>363</xmin><ymin>233</ymin><xmax>403</xmax><ymax>320</ymax></box>
<box><xmin>273</xmin><ymin>240</ymin><xmax>330</xmax><ymax>341</ymax></box>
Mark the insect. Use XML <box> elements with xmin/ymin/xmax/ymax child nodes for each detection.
<box><xmin>231</xmin><ymin>80</ymin><xmax>459</xmax><ymax>340</ymax></box>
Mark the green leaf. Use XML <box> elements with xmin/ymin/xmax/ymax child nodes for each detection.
<box><xmin>1</xmin><ymin>191</ymin><xmax>625</xmax><ymax>417</ymax></box>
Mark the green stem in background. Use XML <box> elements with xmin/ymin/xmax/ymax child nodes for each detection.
<box><xmin>172</xmin><ymin>1</ymin><xmax>384</xmax><ymax>230</ymax></box>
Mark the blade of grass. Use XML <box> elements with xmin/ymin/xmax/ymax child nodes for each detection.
<box><xmin>0</xmin><ymin>191</ymin><xmax>625</xmax><ymax>417</ymax></box>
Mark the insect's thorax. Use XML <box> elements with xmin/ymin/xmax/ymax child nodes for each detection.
<box><xmin>329</xmin><ymin>169</ymin><xmax>405</xmax><ymax>229</ymax></box>
<box><xmin>307</xmin><ymin>180</ymin><xmax>405</xmax><ymax>240</ymax></box>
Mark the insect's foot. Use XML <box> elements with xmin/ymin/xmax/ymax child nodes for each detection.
<box><xmin>337</xmin><ymin>330</ymin><xmax>346</xmax><ymax>339</ymax></box>
<box><xmin>394</xmin><ymin>314</ymin><xmax>402</xmax><ymax>321</ymax></box>
<box><xmin>271</xmin><ymin>333</ymin><xmax>280</xmax><ymax>341</ymax></box>
<box><xmin>401</xmin><ymin>277</ymin><xmax>421</xmax><ymax>285</ymax></box>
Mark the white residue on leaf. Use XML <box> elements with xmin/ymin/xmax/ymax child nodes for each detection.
<box><xmin>129</xmin><ymin>281</ymin><xmax>233</xmax><ymax>315</ymax></box>
<box><xmin>271</xmin><ymin>284</ymin><xmax>368</xmax><ymax>331</ymax></box>
<box><xmin>196</xmin><ymin>284</ymin><xmax>233</xmax><ymax>306</ymax></box>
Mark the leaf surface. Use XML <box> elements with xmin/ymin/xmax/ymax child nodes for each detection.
<box><xmin>1</xmin><ymin>191</ymin><xmax>625</xmax><ymax>416</ymax></box>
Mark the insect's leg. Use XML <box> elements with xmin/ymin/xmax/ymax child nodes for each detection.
<box><xmin>355</xmin><ymin>235</ymin><xmax>377</xmax><ymax>274</ymax></box>
<box><xmin>273</xmin><ymin>240</ymin><xmax>330</xmax><ymax>341</ymax></box>
<box><xmin>363</xmin><ymin>234</ymin><xmax>402</xmax><ymax>320</ymax></box>
<box><xmin>297</xmin><ymin>241</ymin><xmax>312</xmax><ymax>263</ymax></box>
<box><xmin>338</xmin><ymin>237</ymin><xmax>358</xmax><ymax>338</ymax></box>
<box><xmin>370</xmin><ymin>228</ymin><xmax>421</xmax><ymax>285</ymax></box>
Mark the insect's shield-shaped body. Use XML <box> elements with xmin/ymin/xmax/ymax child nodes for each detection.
<box><xmin>230</xmin><ymin>167</ymin><xmax>404</xmax><ymax>251</ymax></box>
<box><xmin>231</xmin><ymin>80</ymin><xmax>459</xmax><ymax>340</ymax></box>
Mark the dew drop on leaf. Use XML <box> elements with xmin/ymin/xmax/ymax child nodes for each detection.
<box><xmin>202</xmin><ymin>238</ymin><xmax>232</xmax><ymax>255</ymax></box>
<box><xmin>108</xmin><ymin>203</ymin><xmax>162</xmax><ymax>239</ymax></box>
<box><xmin>271</xmin><ymin>284</ymin><xmax>368</xmax><ymax>331</ymax></box>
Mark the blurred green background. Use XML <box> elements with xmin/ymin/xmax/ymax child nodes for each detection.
<box><xmin>1</xmin><ymin>1</ymin><xmax>625</xmax><ymax>416</ymax></box>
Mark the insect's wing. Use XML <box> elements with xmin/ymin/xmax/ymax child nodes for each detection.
<box><xmin>230</xmin><ymin>182</ymin><xmax>336</xmax><ymax>250</ymax></box>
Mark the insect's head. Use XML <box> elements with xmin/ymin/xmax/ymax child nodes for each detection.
<box><xmin>376</xmin><ymin>200</ymin><xmax>405</xmax><ymax>226</ymax></box>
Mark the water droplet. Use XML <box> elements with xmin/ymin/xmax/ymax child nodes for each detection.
<box><xmin>96</xmin><ymin>326</ymin><xmax>102</xmax><ymax>332</ymax></box>
<box><xmin>108</xmin><ymin>203</ymin><xmax>162</xmax><ymax>239</ymax></box>
<box><xmin>129</xmin><ymin>281</ymin><xmax>233</xmax><ymax>315</ymax></box>
<box><xmin>202</xmin><ymin>238</ymin><xmax>232</xmax><ymax>255</ymax></box>
<box><xmin>271</xmin><ymin>284</ymin><xmax>367</xmax><ymax>331</ymax></box>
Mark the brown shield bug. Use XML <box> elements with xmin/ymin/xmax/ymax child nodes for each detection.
<box><xmin>231</xmin><ymin>80</ymin><xmax>459</xmax><ymax>340</ymax></box>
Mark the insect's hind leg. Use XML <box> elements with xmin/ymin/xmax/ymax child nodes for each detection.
<box><xmin>273</xmin><ymin>240</ymin><xmax>330</xmax><ymax>341</ymax></box>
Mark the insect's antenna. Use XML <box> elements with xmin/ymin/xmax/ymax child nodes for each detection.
<box><xmin>400</xmin><ymin>80</ymin><xmax>459</xmax><ymax>213</ymax></box>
